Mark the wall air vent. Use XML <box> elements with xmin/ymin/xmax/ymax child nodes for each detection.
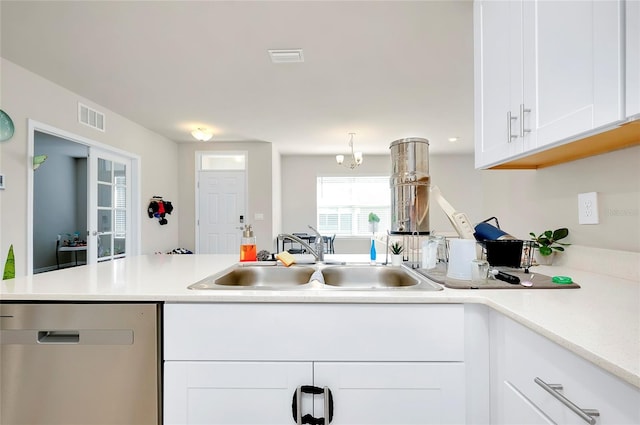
<box><xmin>268</xmin><ymin>49</ymin><xmax>304</xmax><ymax>63</ymax></box>
<box><xmin>78</xmin><ymin>102</ymin><xmax>106</xmax><ymax>132</ymax></box>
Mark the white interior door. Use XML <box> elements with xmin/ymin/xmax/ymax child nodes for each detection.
<box><xmin>197</xmin><ymin>170</ymin><xmax>246</xmax><ymax>254</ymax></box>
<box><xmin>88</xmin><ymin>148</ymin><xmax>131</xmax><ymax>263</ymax></box>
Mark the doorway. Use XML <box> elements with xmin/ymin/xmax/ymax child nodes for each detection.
<box><xmin>196</xmin><ymin>152</ymin><xmax>247</xmax><ymax>254</ymax></box>
<box><xmin>28</xmin><ymin>120</ymin><xmax>140</xmax><ymax>274</ymax></box>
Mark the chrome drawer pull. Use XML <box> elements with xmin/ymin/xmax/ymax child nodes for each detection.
<box><xmin>535</xmin><ymin>377</ymin><xmax>600</xmax><ymax>425</ymax></box>
<box><xmin>507</xmin><ymin>111</ymin><xmax>518</xmax><ymax>143</ymax></box>
<box><xmin>520</xmin><ymin>104</ymin><xmax>531</xmax><ymax>137</ymax></box>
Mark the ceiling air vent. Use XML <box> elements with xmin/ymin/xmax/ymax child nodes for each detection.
<box><xmin>268</xmin><ymin>49</ymin><xmax>304</xmax><ymax>63</ymax></box>
<box><xmin>78</xmin><ymin>102</ymin><xmax>106</xmax><ymax>132</ymax></box>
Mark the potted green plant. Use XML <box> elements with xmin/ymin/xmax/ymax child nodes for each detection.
<box><xmin>529</xmin><ymin>228</ymin><xmax>570</xmax><ymax>265</ymax></box>
<box><xmin>390</xmin><ymin>241</ymin><xmax>404</xmax><ymax>266</ymax></box>
<box><xmin>368</xmin><ymin>212</ymin><xmax>380</xmax><ymax>233</ymax></box>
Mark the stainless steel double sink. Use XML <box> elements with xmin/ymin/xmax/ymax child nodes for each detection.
<box><xmin>188</xmin><ymin>263</ymin><xmax>442</xmax><ymax>291</ymax></box>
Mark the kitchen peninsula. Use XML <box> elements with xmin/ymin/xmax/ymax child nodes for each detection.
<box><xmin>1</xmin><ymin>253</ymin><xmax>638</xmax><ymax>424</ymax></box>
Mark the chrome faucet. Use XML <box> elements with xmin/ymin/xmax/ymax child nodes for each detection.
<box><xmin>307</xmin><ymin>225</ymin><xmax>325</xmax><ymax>262</ymax></box>
<box><xmin>277</xmin><ymin>225</ymin><xmax>324</xmax><ymax>262</ymax></box>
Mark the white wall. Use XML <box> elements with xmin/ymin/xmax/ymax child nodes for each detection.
<box><xmin>281</xmin><ymin>154</ymin><xmax>483</xmax><ymax>254</ymax></box>
<box><xmin>0</xmin><ymin>59</ymin><xmax>180</xmax><ymax>276</ymax></box>
<box><xmin>177</xmin><ymin>141</ymin><xmax>274</xmax><ymax>254</ymax></box>
<box><xmin>282</xmin><ymin>148</ymin><xmax>640</xmax><ymax>255</ymax></box>
<box><xmin>481</xmin><ymin>146</ymin><xmax>640</xmax><ymax>252</ymax></box>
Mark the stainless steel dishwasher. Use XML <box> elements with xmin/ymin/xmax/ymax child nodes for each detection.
<box><xmin>0</xmin><ymin>302</ymin><xmax>160</xmax><ymax>425</ymax></box>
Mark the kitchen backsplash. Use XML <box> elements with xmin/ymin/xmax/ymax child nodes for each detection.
<box><xmin>553</xmin><ymin>245</ymin><xmax>639</xmax><ymax>281</ymax></box>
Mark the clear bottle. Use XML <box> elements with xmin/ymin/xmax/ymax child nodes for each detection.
<box><xmin>240</xmin><ymin>224</ymin><xmax>257</xmax><ymax>262</ymax></box>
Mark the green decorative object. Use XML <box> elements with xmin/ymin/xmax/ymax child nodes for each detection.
<box><xmin>0</xmin><ymin>109</ymin><xmax>15</xmax><ymax>142</ymax></box>
<box><xmin>33</xmin><ymin>154</ymin><xmax>48</xmax><ymax>170</ymax></box>
<box><xmin>368</xmin><ymin>212</ymin><xmax>380</xmax><ymax>223</ymax></box>
<box><xmin>3</xmin><ymin>244</ymin><xmax>15</xmax><ymax>280</ymax></box>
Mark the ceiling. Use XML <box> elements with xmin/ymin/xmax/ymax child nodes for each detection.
<box><xmin>1</xmin><ymin>0</ymin><xmax>474</xmax><ymax>155</ymax></box>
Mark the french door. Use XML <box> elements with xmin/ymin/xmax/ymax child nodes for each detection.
<box><xmin>88</xmin><ymin>148</ymin><xmax>131</xmax><ymax>263</ymax></box>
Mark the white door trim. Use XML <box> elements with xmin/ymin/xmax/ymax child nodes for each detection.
<box><xmin>194</xmin><ymin>150</ymin><xmax>248</xmax><ymax>254</ymax></box>
<box><xmin>27</xmin><ymin>119</ymin><xmax>141</xmax><ymax>274</ymax></box>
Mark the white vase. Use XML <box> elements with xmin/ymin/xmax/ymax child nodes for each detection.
<box><xmin>534</xmin><ymin>251</ymin><xmax>555</xmax><ymax>265</ymax></box>
<box><xmin>391</xmin><ymin>254</ymin><xmax>403</xmax><ymax>266</ymax></box>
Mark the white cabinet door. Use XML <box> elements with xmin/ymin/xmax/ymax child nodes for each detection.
<box><xmin>627</xmin><ymin>0</ymin><xmax>640</xmax><ymax>118</ymax></box>
<box><xmin>315</xmin><ymin>362</ymin><xmax>466</xmax><ymax>425</ymax></box>
<box><xmin>525</xmin><ymin>0</ymin><xmax>623</xmax><ymax>148</ymax></box>
<box><xmin>164</xmin><ymin>361</ymin><xmax>312</xmax><ymax>425</ymax></box>
<box><xmin>474</xmin><ymin>0</ymin><xmax>624</xmax><ymax>168</ymax></box>
<box><xmin>474</xmin><ymin>0</ymin><xmax>524</xmax><ymax>168</ymax></box>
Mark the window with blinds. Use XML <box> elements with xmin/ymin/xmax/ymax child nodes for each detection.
<box><xmin>317</xmin><ymin>176</ymin><xmax>390</xmax><ymax>236</ymax></box>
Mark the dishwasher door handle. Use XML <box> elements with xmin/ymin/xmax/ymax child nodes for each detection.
<box><xmin>38</xmin><ymin>331</ymin><xmax>80</xmax><ymax>344</ymax></box>
<box><xmin>1</xmin><ymin>329</ymin><xmax>133</xmax><ymax>345</ymax></box>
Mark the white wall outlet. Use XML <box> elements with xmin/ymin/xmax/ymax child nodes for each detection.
<box><xmin>254</xmin><ymin>212</ymin><xmax>264</xmax><ymax>221</ymax></box>
<box><xmin>578</xmin><ymin>192</ymin><xmax>599</xmax><ymax>224</ymax></box>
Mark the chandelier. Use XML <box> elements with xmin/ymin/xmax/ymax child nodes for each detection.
<box><xmin>336</xmin><ymin>132</ymin><xmax>363</xmax><ymax>169</ymax></box>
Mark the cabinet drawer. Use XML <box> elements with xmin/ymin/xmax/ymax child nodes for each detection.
<box><xmin>164</xmin><ymin>303</ymin><xmax>464</xmax><ymax>361</ymax></box>
<box><xmin>494</xmin><ymin>313</ymin><xmax>640</xmax><ymax>424</ymax></box>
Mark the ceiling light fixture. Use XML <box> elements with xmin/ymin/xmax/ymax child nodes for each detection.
<box><xmin>336</xmin><ymin>132</ymin><xmax>363</xmax><ymax>169</ymax></box>
<box><xmin>191</xmin><ymin>128</ymin><xmax>213</xmax><ymax>142</ymax></box>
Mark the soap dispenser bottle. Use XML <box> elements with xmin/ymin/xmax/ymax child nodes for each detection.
<box><xmin>240</xmin><ymin>224</ymin><xmax>257</xmax><ymax>262</ymax></box>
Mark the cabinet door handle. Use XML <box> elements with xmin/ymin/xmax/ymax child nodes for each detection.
<box><xmin>291</xmin><ymin>385</ymin><xmax>334</xmax><ymax>424</ymax></box>
<box><xmin>507</xmin><ymin>111</ymin><xmax>518</xmax><ymax>143</ymax></box>
<box><xmin>520</xmin><ymin>104</ymin><xmax>531</xmax><ymax>137</ymax></box>
<box><xmin>534</xmin><ymin>377</ymin><xmax>599</xmax><ymax>425</ymax></box>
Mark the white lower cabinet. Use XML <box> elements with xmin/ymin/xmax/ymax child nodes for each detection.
<box><xmin>315</xmin><ymin>362</ymin><xmax>465</xmax><ymax>424</ymax></box>
<box><xmin>164</xmin><ymin>362</ymin><xmax>310</xmax><ymax>424</ymax></box>
<box><xmin>164</xmin><ymin>303</ymin><xmax>468</xmax><ymax>425</ymax></box>
<box><xmin>165</xmin><ymin>361</ymin><xmax>465</xmax><ymax>425</ymax></box>
<box><xmin>490</xmin><ymin>311</ymin><xmax>640</xmax><ymax>425</ymax></box>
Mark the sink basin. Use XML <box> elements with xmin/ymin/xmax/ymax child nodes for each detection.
<box><xmin>188</xmin><ymin>265</ymin><xmax>317</xmax><ymax>290</ymax></box>
<box><xmin>188</xmin><ymin>263</ymin><xmax>442</xmax><ymax>291</ymax></box>
<box><xmin>320</xmin><ymin>265</ymin><xmax>442</xmax><ymax>290</ymax></box>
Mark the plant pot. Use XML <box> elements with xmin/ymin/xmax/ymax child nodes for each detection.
<box><xmin>369</xmin><ymin>222</ymin><xmax>379</xmax><ymax>233</ymax></box>
<box><xmin>534</xmin><ymin>250</ymin><xmax>555</xmax><ymax>265</ymax></box>
<box><xmin>391</xmin><ymin>254</ymin><xmax>403</xmax><ymax>266</ymax></box>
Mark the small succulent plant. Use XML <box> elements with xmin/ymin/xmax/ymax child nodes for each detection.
<box><xmin>390</xmin><ymin>241</ymin><xmax>404</xmax><ymax>255</ymax></box>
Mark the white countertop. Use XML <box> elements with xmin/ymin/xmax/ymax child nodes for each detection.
<box><xmin>1</xmin><ymin>253</ymin><xmax>638</xmax><ymax>389</ymax></box>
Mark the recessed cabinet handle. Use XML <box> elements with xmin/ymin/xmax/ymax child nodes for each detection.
<box><xmin>507</xmin><ymin>112</ymin><xmax>518</xmax><ymax>143</ymax></box>
<box><xmin>520</xmin><ymin>104</ymin><xmax>531</xmax><ymax>136</ymax></box>
<box><xmin>534</xmin><ymin>377</ymin><xmax>599</xmax><ymax>425</ymax></box>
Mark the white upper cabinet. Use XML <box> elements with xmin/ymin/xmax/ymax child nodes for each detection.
<box><xmin>474</xmin><ymin>0</ymin><xmax>525</xmax><ymax>168</ymax></box>
<box><xmin>475</xmin><ymin>0</ymin><xmax>624</xmax><ymax>169</ymax></box>
<box><xmin>628</xmin><ymin>0</ymin><xmax>640</xmax><ymax>118</ymax></box>
<box><xmin>529</xmin><ymin>0</ymin><xmax>623</xmax><ymax>148</ymax></box>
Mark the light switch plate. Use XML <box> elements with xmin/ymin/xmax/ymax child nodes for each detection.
<box><xmin>578</xmin><ymin>192</ymin><xmax>599</xmax><ymax>224</ymax></box>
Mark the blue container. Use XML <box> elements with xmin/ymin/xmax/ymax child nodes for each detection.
<box><xmin>474</xmin><ymin>222</ymin><xmax>512</xmax><ymax>241</ymax></box>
